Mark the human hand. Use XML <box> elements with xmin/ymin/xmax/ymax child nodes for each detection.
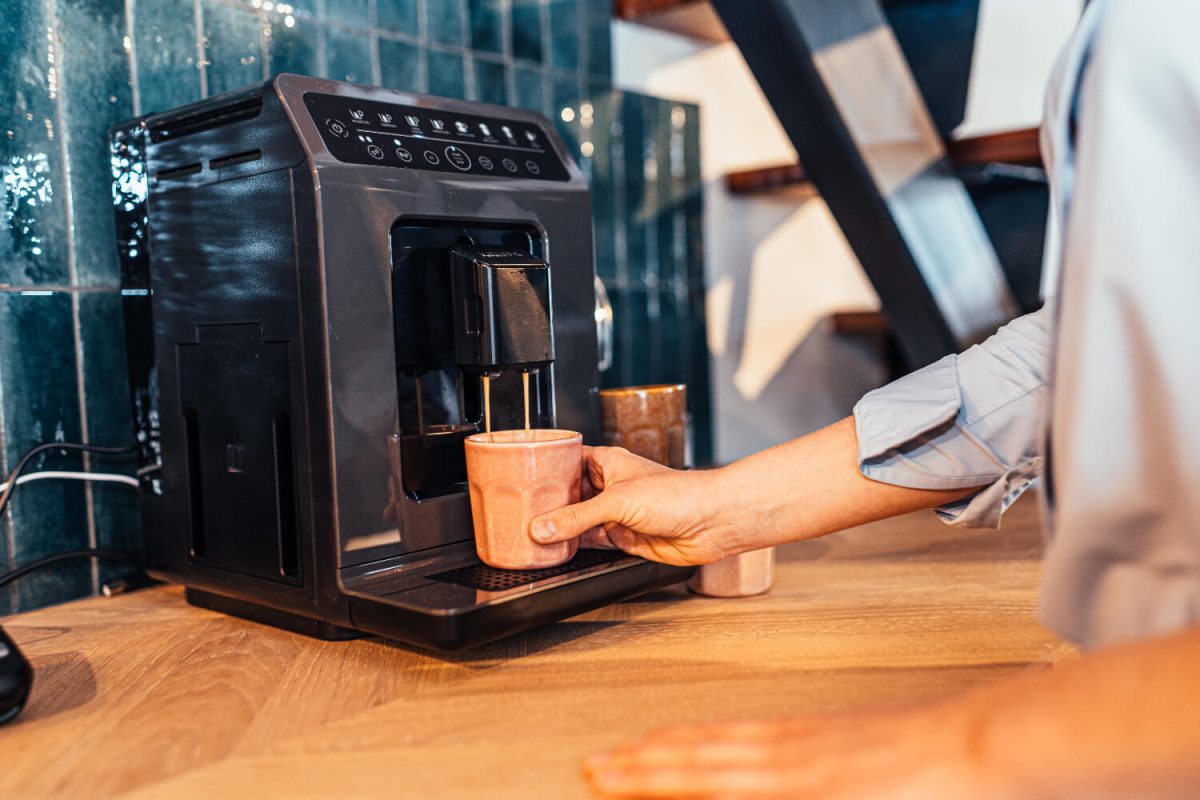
<box><xmin>529</xmin><ymin>446</ymin><xmax>745</xmax><ymax>566</ymax></box>
<box><xmin>583</xmin><ymin>702</ymin><xmax>988</xmax><ymax>799</ymax></box>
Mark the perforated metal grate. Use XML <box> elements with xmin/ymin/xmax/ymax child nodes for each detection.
<box><xmin>429</xmin><ymin>548</ymin><xmax>631</xmax><ymax>591</ymax></box>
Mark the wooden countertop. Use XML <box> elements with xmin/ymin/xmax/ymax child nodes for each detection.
<box><xmin>1</xmin><ymin>494</ymin><xmax>1069</xmax><ymax>799</ymax></box>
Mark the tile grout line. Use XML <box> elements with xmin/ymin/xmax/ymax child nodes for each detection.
<box><xmin>458</xmin><ymin>0</ymin><xmax>474</xmax><ymax>100</ymax></box>
<box><xmin>194</xmin><ymin>0</ymin><xmax>209</xmax><ymax>98</ymax></box>
<box><xmin>47</xmin><ymin>0</ymin><xmax>102</xmax><ymax>595</ymax></box>
<box><xmin>315</xmin><ymin>0</ymin><xmax>327</xmax><ymax>84</ymax></box>
<box><xmin>126</xmin><ymin>0</ymin><xmax>141</xmax><ymax>117</ymax></box>
<box><xmin>368</xmin><ymin>0</ymin><xmax>381</xmax><ymax>86</ymax></box>
<box><xmin>502</xmin><ymin>0</ymin><xmax>523</xmax><ymax>106</ymax></box>
<box><xmin>258</xmin><ymin>5</ymin><xmax>270</xmax><ymax>81</ymax></box>
<box><xmin>416</xmin><ymin>0</ymin><xmax>428</xmax><ymax>91</ymax></box>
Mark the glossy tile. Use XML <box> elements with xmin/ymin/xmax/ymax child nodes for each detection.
<box><xmin>0</xmin><ymin>0</ymin><xmax>70</xmax><ymax>286</ymax></box>
<box><xmin>0</xmin><ymin>292</ymin><xmax>90</xmax><ymax>611</ymax></box>
<box><xmin>202</xmin><ymin>2</ymin><xmax>264</xmax><ymax>97</ymax></box>
<box><xmin>323</xmin><ymin>25</ymin><xmax>373</xmax><ymax>83</ymax></box>
<box><xmin>324</xmin><ymin>0</ymin><xmax>371</xmax><ymax>28</ymax></box>
<box><xmin>379</xmin><ymin>37</ymin><xmax>425</xmax><ymax>92</ymax></box>
<box><xmin>511</xmin><ymin>65</ymin><xmax>545</xmax><ymax>113</ymax></box>
<box><xmin>583</xmin><ymin>0</ymin><xmax>612</xmax><ymax>79</ymax></box>
<box><xmin>132</xmin><ymin>0</ymin><xmax>203</xmax><ymax>115</ymax></box>
<box><xmin>551</xmin><ymin>71</ymin><xmax>581</xmax><ymax>126</ymax></box>
<box><xmin>547</xmin><ymin>0</ymin><xmax>579</xmax><ymax>71</ymax></box>
<box><xmin>426</xmin><ymin>48</ymin><xmax>466</xmax><ymax>98</ymax></box>
<box><xmin>467</xmin><ymin>0</ymin><xmax>504</xmax><ymax>55</ymax></box>
<box><xmin>619</xmin><ymin>93</ymin><xmax>646</xmax><ymax>290</ymax></box>
<box><xmin>472</xmin><ymin>56</ymin><xmax>509</xmax><ymax>105</ymax></box>
<box><xmin>588</xmin><ymin>92</ymin><xmax>617</xmax><ymax>284</ymax></box>
<box><xmin>511</xmin><ymin>0</ymin><xmax>543</xmax><ymax>64</ymax></box>
<box><xmin>426</xmin><ymin>0</ymin><xmax>465</xmax><ymax>47</ymax></box>
<box><xmin>376</xmin><ymin>0</ymin><xmax>419</xmax><ymax>35</ymax></box>
<box><xmin>57</xmin><ymin>0</ymin><xmax>135</xmax><ymax>289</ymax></box>
<box><xmin>266</xmin><ymin>14</ymin><xmax>321</xmax><ymax>77</ymax></box>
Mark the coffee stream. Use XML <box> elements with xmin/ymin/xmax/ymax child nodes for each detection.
<box><xmin>523</xmin><ymin>371</ymin><xmax>531</xmax><ymax>435</ymax></box>
<box><xmin>482</xmin><ymin>374</ymin><xmax>492</xmax><ymax>438</ymax></box>
<box><xmin>480</xmin><ymin>370</ymin><xmax>534</xmax><ymax>442</ymax></box>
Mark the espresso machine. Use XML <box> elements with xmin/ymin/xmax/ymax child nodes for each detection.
<box><xmin>113</xmin><ymin>74</ymin><xmax>691</xmax><ymax>651</ymax></box>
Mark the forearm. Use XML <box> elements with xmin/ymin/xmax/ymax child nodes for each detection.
<box><xmin>963</xmin><ymin>626</ymin><xmax>1200</xmax><ymax>799</ymax></box>
<box><xmin>709</xmin><ymin>417</ymin><xmax>979</xmax><ymax>552</ymax></box>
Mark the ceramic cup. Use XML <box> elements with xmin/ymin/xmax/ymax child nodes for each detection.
<box><xmin>464</xmin><ymin>429</ymin><xmax>582</xmax><ymax>570</ymax></box>
<box><xmin>599</xmin><ymin>383</ymin><xmax>687</xmax><ymax>469</ymax></box>
<box><xmin>687</xmin><ymin>546</ymin><xmax>776</xmax><ymax>598</ymax></box>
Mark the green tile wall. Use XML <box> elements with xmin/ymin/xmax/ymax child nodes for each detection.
<box><xmin>0</xmin><ymin>0</ymin><xmax>708</xmax><ymax>614</ymax></box>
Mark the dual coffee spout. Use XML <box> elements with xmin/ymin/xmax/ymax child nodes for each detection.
<box><xmin>450</xmin><ymin>245</ymin><xmax>554</xmax><ymax>379</ymax></box>
<box><xmin>450</xmin><ymin>246</ymin><xmax>554</xmax><ymax>435</ymax></box>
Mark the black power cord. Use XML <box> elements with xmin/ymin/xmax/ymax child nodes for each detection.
<box><xmin>0</xmin><ymin>549</ymin><xmax>144</xmax><ymax>592</ymax></box>
<box><xmin>0</xmin><ymin>442</ymin><xmax>143</xmax><ymax>591</ymax></box>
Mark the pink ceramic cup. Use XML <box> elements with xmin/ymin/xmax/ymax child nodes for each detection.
<box><xmin>687</xmin><ymin>547</ymin><xmax>776</xmax><ymax>598</ymax></box>
<box><xmin>464</xmin><ymin>429</ymin><xmax>582</xmax><ymax>570</ymax></box>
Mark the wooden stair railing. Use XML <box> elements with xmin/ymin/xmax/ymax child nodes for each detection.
<box><xmin>725</xmin><ymin>127</ymin><xmax>1043</xmax><ymax>196</ymax></box>
<box><xmin>613</xmin><ymin>0</ymin><xmax>730</xmax><ymax>42</ymax></box>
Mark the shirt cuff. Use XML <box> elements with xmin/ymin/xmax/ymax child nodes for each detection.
<box><xmin>853</xmin><ymin>355</ymin><xmax>1041</xmax><ymax>529</ymax></box>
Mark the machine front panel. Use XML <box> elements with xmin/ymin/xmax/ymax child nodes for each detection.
<box><xmin>303</xmin><ymin>91</ymin><xmax>569</xmax><ymax>181</ymax></box>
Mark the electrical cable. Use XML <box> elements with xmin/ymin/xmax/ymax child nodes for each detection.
<box><xmin>0</xmin><ymin>549</ymin><xmax>143</xmax><ymax>591</ymax></box>
<box><xmin>0</xmin><ymin>442</ymin><xmax>135</xmax><ymax>520</ymax></box>
<box><xmin>0</xmin><ymin>442</ymin><xmax>148</xmax><ymax>594</ymax></box>
<box><xmin>0</xmin><ymin>470</ymin><xmax>140</xmax><ymax>494</ymax></box>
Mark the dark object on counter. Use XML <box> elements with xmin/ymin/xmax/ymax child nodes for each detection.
<box><xmin>113</xmin><ymin>75</ymin><xmax>691</xmax><ymax>652</ymax></box>
<box><xmin>0</xmin><ymin>625</ymin><xmax>32</xmax><ymax>725</ymax></box>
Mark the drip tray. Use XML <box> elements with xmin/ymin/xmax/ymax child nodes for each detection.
<box><xmin>429</xmin><ymin>548</ymin><xmax>629</xmax><ymax>591</ymax></box>
<box><xmin>342</xmin><ymin>546</ymin><xmax>693</xmax><ymax>651</ymax></box>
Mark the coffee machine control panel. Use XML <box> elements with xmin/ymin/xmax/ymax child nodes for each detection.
<box><xmin>304</xmin><ymin>92</ymin><xmax>570</xmax><ymax>181</ymax></box>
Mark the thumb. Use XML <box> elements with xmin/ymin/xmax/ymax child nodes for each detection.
<box><xmin>530</xmin><ymin>491</ymin><xmax>623</xmax><ymax>544</ymax></box>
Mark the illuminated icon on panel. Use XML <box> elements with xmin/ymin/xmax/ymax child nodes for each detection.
<box><xmin>524</xmin><ymin>130</ymin><xmax>537</xmax><ymax>144</ymax></box>
<box><xmin>431</xmin><ymin>119</ymin><xmax>446</xmax><ymax>131</ymax></box>
<box><xmin>501</xmin><ymin>125</ymin><xmax>515</xmax><ymax>143</ymax></box>
<box><xmin>405</xmin><ymin>115</ymin><xmax>420</xmax><ymax>127</ymax></box>
<box><xmin>379</xmin><ymin>113</ymin><xmax>393</xmax><ymax>124</ymax></box>
<box><xmin>479</xmin><ymin>123</ymin><xmax>492</xmax><ymax>137</ymax></box>
<box><xmin>325</xmin><ymin>119</ymin><xmax>349</xmax><ymax>138</ymax></box>
<box><xmin>350</xmin><ymin>109</ymin><xmax>365</xmax><ymax>121</ymax></box>
<box><xmin>455</xmin><ymin>121</ymin><xmax>469</xmax><ymax>134</ymax></box>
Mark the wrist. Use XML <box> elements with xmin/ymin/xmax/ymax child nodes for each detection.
<box><xmin>693</xmin><ymin>464</ymin><xmax>774</xmax><ymax>556</ymax></box>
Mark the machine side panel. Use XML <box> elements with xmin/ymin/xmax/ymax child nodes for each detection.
<box><xmin>147</xmin><ymin>167</ymin><xmax>322</xmax><ymax>608</ymax></box>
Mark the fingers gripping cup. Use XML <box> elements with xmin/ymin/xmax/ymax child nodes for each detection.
<box><xmin>464</xmin><ymin>429</ymin><xmax>582</xmax><ymax>570</ymax></box>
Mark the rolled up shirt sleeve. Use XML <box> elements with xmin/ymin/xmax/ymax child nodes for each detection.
<box><xmin>852</xmin><ymin>307</ymin><xmax>1052</xmax><ymax>528</ymax></box>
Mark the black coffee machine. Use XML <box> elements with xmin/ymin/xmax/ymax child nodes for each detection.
<box><xmin>112</xmin><ymin>74</ymin><xmax>690</xmax><ymax>651</ymax></box>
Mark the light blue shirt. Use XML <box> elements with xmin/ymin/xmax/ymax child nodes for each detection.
<box><xmin>852</xmin><ymin>0</ymin><xmax>1200</xmax><ymax>648</ymax></box>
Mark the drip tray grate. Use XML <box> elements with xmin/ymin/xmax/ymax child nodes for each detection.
<box><xmin>429</xmin><ymin>548</ymin><xmax>632</xmax><ymax>591</ymax></box>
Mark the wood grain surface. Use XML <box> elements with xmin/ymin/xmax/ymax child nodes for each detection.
<box><xmin>0</xmin><ymin>494</ymin><xmax>1070</xmax><ymax>799</ymax></box>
